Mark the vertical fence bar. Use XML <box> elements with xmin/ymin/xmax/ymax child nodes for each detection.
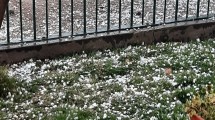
<box><xmin>95</xmin><ymin>0</ymin><xmax>98</xmax><ymax>32</ymax></box>
<box><xmin>107</xmin><ymin>0</ymin><xmax>110</xmax><ymax>31</ymax></box>
<box><xmin>163</xmin><ymin>0</ymin><xmax>166</xmax><ymax>23</ymax></box>
<box><xmin>59</xmin><ymin>0</ymin><xmax>62</xmax><ymax>37</ymax></box>
<box><xmin>153</xmin><ymin>0</ymin><xmax>156</xmax><ymax>25</ymax></box>
<box><xmin>186</xmin><ymin>0</ymin><xmax>189</xmax><ymax>19</ymax></box>
<box><xmin>196</xmin><ymin>0</ymin><xmax>200</xmax><ymax>18</ymax></box>
<box><xmin>119</xmin><ymin>0</ymin><xmax>121</xmax><ymax>29</ymax></box>
<box><xmin>175</xmin><ymin>0</ymin><xmax>178</xmax><ymax>21</ymax></box>
<box><xmin>130</xmin><ymin>0</ymin><xmax>133</xmax><ymax>28</ymax></box>
<box><xmin>71</xmin><ymin>0</ymin><xmax>74</xmax><ymax>36</ymax></box>
<box><xmin>207</xmin><ymin>0</ymin><xmax>210</xmax><ymax>17</ymax></box>
<box><xmin>33</xmin><ymin>0</ymin><xmax>36</xmax><ymax>40</ymax></box>
<box><xmin>83</xmin><ymin>0</ymin><xmax>87</xmax><ymax>35</ymax></box>
<box><xmin>0</xmin><ymin>0</ymin><xmax>10</xmax><ymax>29</ymax></box>
<box><xmin>6</xmin><ymin>6</ymin><xmax>10</xmax><ymax>44</ymax></box>
<box><xmin>19</xmin><ymin>0</ymin><xmax>23</xmax><ymax>42</ymax></box>
<box><xmin>45</xmin><ymin>0</ymin><xmax>48</xmax><ymax>39</ymax></box>
<box><xmin>142</xmin><ymin>0</ymin><xmax>144</xmax><ymax>25</ymax></box>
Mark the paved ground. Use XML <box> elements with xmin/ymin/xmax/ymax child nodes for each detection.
<box><xmin>0</xmin><ymin>0</ymin><xmax>214</xmax><ymax>42</ymax></box>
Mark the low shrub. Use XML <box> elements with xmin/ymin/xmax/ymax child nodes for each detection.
<box><xmin>185</xmin><ymin>85</ymin><xmax>215</xmax><ymax>120</ymax></box>
<box><xmin>0</xmin><ymin>66</ymin><xmax>17</xmax><ymax>98</ymax></box>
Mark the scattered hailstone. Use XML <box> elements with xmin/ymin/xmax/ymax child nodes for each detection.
<box><xmin>150</xmin><ymin>116</ymin><xmax>158</xmax><ymax>120</ymax></box>
<box><xmin>89</xmin><ymin>103</ymin><xmax>98</xmax><ymax>109</ymax></box>
<box><xmin>156</xmin><ymin>103</ymin><xmax>161</xmax><ymax>108</ymax></box>
<box><xmin>140</xmin><ymin>56</ymin><xmax>147</xmax><ymax>64</ymax></box>
<box><xmin>103</xmin><ymin>113</ymin><xmax>107</xmax><ymax>119</ymax></box>
<box><xmin>152</xmin><ymin>76</ymin><xmax>160</xmax><ymax>81</ymax></box>
<box><xmin>26</xmin><ymin>109</ymin><xmax>31</xmax><ymax>114</ymax></box>
<box><xmin>125</xmin><ymin>46</ymin><xmax>132</xmax><ymax>51</ymax></box>
<box><xmin>196</xmin><ymin>38</ymin><xmax>200</xmax><ymax>42</ymax></box>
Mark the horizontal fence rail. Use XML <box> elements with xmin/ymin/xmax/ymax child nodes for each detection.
<box><xmin>0</xmin><ymin>0</ymin><xmax>215</xmax><ymax>46</ymax></box>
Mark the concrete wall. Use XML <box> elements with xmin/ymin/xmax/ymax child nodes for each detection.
<box><xmin>0</xmin><ymin>20</ymin><xmax>215</xmax><ymax>64</ymax></box>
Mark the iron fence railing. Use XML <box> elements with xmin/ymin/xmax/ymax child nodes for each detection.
<box><xmin>0</xmin><ymin>0</ymin><xmax>214</xmax><ymax>46</ymax></box>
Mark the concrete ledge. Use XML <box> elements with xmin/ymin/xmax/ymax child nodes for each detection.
<box><xmin>0</xmin><ymin>20</ymin><xmax>215</xmax><ymax>64</ymax></box>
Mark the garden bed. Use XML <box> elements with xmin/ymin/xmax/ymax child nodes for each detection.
<box><xmin>0</xmin><ymin>38</ymin><xmax>214</xmax><ymax>119</ymax></box>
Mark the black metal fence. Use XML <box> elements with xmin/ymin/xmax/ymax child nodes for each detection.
<box><xmin>0</xmin><ymin>0</ymin><xmax>214</xmax><ymax>46</ymax></box>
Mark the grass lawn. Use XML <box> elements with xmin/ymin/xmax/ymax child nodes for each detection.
<box><xmin>1</xmin><ymin>39</ymin><xmax>215</xmax><ymax>119</ymax></box>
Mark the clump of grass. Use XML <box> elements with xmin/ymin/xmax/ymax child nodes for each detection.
<box><xmin>50</xmin><ymin>108</ymin><xmax>96</xmax><ymax>120</ymax></box>
<box><xmin>48</xmin><ymin>107</ymin><xmax>117</xmax><ymax>120</ymax></box>
<box><xmin>0</xmin><ymin>66</ymin><xmax>17</xmax><ymax>98</ymax></box>
<box><xmin>185</xmin><ymin>84</ymin><xmax>215</xmax><ymax>119</ymax></box>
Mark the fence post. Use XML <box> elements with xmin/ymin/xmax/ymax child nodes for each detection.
<box><xmin>153</xmin><ymin>0</ymin><xmax>156</xmax><ymax>25</ymax></box>
<box><xmin>0</xmin><ymin>0</ymin><xmax>9</xmax><ymax>28</ymax></box>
